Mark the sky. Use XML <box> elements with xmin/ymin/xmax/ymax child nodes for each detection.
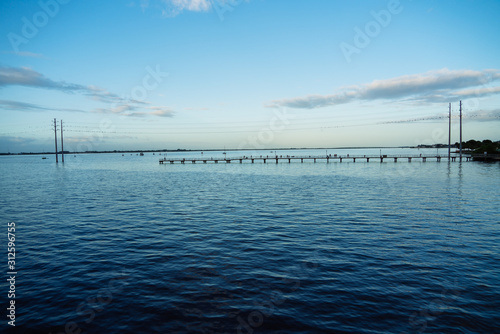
<box><xmin>0</xmin><ymin>0</ymin><xmax>499</xmax><ymax>153</ymax></box>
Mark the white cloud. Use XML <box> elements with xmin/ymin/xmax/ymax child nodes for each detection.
<box><xmin>0</xmin><ymin>66</ymin><xmax>175</xmax><ymax>118</ymax></box>
<box><xmin>120</xmin><ymin>106</ymin><xmax>175</xmax><ymax>118</ymax></box>
<box><xmin>170</xmin><ymin>0</ymin><xmax>211</xmax><ymax>11</ymax></box>
<box><xmin>0</xmin><ymin>99</ymin><xmax>85</xmax><ymax>113</ymax></box>
<box><xmin>268</xmin><ymin>68</ymin><xmax>500</xmax><ymax>109</ymax></box>
<box><xmin>139</xmin><ymin>0</ymin><xmax>249</xmax><ymax>17</ymax></box>
<box><xmin>454</xmin><ymin>86</ymin><xmax>500</xmax><ymax>99</ymax></box>
<box><xmin>157</xmin><ymin>0</ymin><xmax>212</xmax><ymax>16</ymax></box>
<box><xmin>0</xmin><ymin>66</ymin><xmax>121</xmax><ymax>102</ymax></box>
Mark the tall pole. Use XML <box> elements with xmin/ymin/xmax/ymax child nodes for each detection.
<box><xmin>54</xmin><ymin>118</ymin><xmax>58</xmax><ymax>163</ymax></box>
<box><xmin>448</xmin><ymin>103</ymin><xmax>451</xmax><ymax>161</ymax></box>
<box><xmin>60</xmin><ymin>120</ymin><xmax>64</xmax><ymax>163</ymax></box>
<box><xmin>459</xmin><ymin>100</ymin><xmax>463</xmax><ymax>162</ymax></box>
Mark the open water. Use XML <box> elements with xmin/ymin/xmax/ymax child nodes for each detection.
<box><xmin>1</xmin><ymin>148</ymin><xmax>499</xmax><ymax>333</ymax></box>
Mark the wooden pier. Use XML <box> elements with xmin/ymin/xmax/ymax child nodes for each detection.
<box><xmin>159</xmin><ymin>154</ymin><xmax>472</xmax><ymax>165</ymax></box>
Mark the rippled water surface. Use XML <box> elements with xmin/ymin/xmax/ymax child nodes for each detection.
<box><xmin>1</xmin><ymin>149</ymin><xmax>499</xmax><ymax>333</ymax></box>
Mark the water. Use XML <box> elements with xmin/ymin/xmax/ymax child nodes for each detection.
<box><xmin>1</xmin><ymin>149</ymin><xmax>499</xmax><ymax>333</ymax></box>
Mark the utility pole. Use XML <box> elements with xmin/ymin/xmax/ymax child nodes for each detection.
<box><xmin>459</xmin><ymin>100</ymin><xmax>463</xmax><ymax>162</ymax></box>
<box><xmin>448</xmin><ymin>103</ymin><xmax>451</xmax><ymax>161</ymax></box>
<box><xmin>61</xmin><ymin>120</ymin><xmax>64</xmax><ymax>163</ymax></box>
<box><xmin>54</xmin><ymin>118</ymin><xmax>58</xmax><ymax>163</ymax></box>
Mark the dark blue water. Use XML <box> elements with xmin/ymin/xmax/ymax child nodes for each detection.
<box><xmin>1</xmin><ymin>150</ymin><xmax>499</xmax><ymax>333</ymax></box>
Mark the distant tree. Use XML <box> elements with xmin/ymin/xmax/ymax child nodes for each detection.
<box><xmin>465</xmin><ymin>139</ymin><xmax>480</xmax><ymax>148</ymax></box>
<box><xmin>473</xmin><ymin>140</ymin><xmax>499</xmax><ymax>154</ymax></box>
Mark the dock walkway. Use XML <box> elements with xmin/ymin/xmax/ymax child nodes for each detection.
<box><xmin>159</xmin><ymin>154</ymin><xmax>472</xmax><ymax>164</ymax></box>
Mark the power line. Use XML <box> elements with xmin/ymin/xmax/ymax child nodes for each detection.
<box><xmin>1</xmin><ymin>111</ymin><xmax>498</xmax><ymax>137</ymax></box>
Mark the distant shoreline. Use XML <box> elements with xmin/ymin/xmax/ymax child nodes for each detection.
<box><xmin>0</xmin><ymin>145</ymin><xmax>454</xmax><ymax>156</ymax></box>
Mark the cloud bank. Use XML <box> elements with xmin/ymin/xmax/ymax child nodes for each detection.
<box><xmin>267</xmin><ymin>68</ymin><xmax>500</xmax><ymax>109</ymax></box>
<box><xmin>0</xmin><ymin>66</ymin><xmax>174</xmax><ymax>118</ymax></box>
<box><xmin>0</xmin><ymin>65</ymin><xmax>123</xmax><ymax>102</ymax></box>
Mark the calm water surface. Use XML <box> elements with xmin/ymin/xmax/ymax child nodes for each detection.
<box><xmin>1</xmin><ymin>149</ymin><xmax>499</xmax><ymax>333</ymax></box>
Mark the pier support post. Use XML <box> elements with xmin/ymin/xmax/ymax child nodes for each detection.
<box><xmin>314</xmin><ymin>158</ymin><xmax>316</xmax><ymax>163</ymax></box>
<box><xmin>204</xmin><ymin>160</ymin><xmax>207</xmax><ymax>163</ymax></box>
<box><xmin>215</xmin><ymin>160</ymin><xmax>218</xmax><ymax>163</ymax></box>
<box><xmin>408</xmin><ymin>157</ymin><xmax>412</xmax><ymax>162</ymax></box>
<box><xmin>301</xmin><ymin>158</ymin><xmax>303</xmax><ymax>163</ymax></box>
<box><xmin>276</xmin><ymin>158</ymin><xmax>279</xmax><ymax>164</ymax></box>
<box><xmin>394</xmin><ymin>158</ymin><xmax>397</xmax><ymax>162</ymax></box>
<box><xmin>264</xmin><ymin>159</ymin><xmax>266</xmax><ymax>163</ymax></box>
<box><xmin>252</xmin><ymin>159</ymin><xmax>254</xmax><ymax>163</ymax></box>
<box><xmin>240</xmin><ymin>159</ymin><xmax>243</xmax><ymax>163</ymax></box>
<box><xmin>353</xmin><ymin>158</ymin><xmax>356</xmax><ymax>162</ymax></box>
<box><xmin>380</xmin><ymin>157</ymin><xmax>383</xmax><ymax>163</ymax></box>
<box><xmin>423</xmin><ymin>157</ymin><xmax>427</xmax><ymax>162</ymax></box>
<box><xmin>367</xmin><ymin>158</ymin><xmax>370</xmax><ymax>162</ymax></box>
<box><xmin>288</xmin><ymin>159</ymin><xmax>291</xmax><ymax>163</ymax></box>
<box><xmin>340</xmin><ymin>157</ymin><xmax>342</xmax><ymax>163</ymax></box>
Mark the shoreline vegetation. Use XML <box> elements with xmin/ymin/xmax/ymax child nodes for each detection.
<box><xmin>1</xmin><ymin>140</ymin><xmax>498</xmax><ymax>156</ymax></box>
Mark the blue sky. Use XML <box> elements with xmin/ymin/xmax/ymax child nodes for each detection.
<box><xmin>1</xmin><ymin>0</ymin><xmax>499</xmax><ymax>152</ymax></box>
